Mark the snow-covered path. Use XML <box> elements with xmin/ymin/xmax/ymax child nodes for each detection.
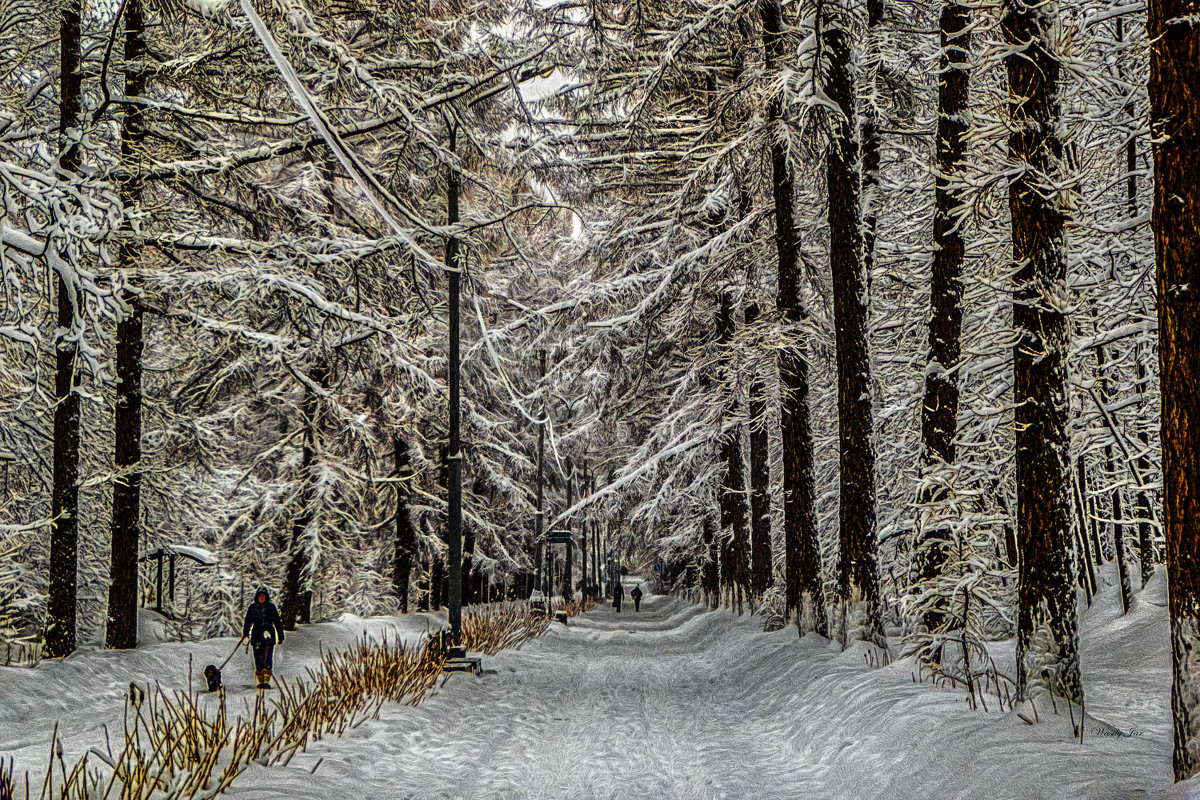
<box><xmin>222</xmin><ymin>584</ymin><xmax>1172</xmax><ymax>800</ymax></box>
<box><xmin>1</xmin><ymin>576</ymin><xmax>1185</xmax><ymax>798</ymax></box>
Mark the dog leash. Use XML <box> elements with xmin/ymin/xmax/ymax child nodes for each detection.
<box><xmin>218</xmin><ymin>635</ymin><xmax>245</xmax><ymax>670</ymax></box>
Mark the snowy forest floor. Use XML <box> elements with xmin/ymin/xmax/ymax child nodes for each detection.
<box><xmin>2</xmin><ymin>574</ymin><xmax>1194</xmax><ymax>799</ymax></box>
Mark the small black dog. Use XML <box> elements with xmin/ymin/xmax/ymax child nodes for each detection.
<box><xmin>203</xmin><ymin>664</ymin><xmax>222</xmax><ymax>692</ymax></box>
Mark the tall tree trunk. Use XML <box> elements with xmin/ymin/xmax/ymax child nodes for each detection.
<box><xmin>44</xmin><ymin>0</ymin><xmax>84</xmax><ymax>660</ymax></box>
<box><xmin>1003</xmin><ymin>0</ymin><xmax>1082</xmax><ymax>704</ymax></box>
<box><xmin>534</xmin><ymin>350</ymin><xmax>546</xmax><ymax>596</ymax></box>
<box><xmin>1097</xmin><ymin>343</ymin><xmax>1133</xmax><ymax>613</ymax></box>
<box><xmin>1135</xmin><ymin>351</ymin><xmax>1155</xmax><ymax>587</ymax></box>
<box><xmin>1076</xmin><ymin>455</ymin><xmax>1103</xmax><ymax>563</ymax></box>
<box><xmin>716</xmin><ymin>293</ymin><xmax>750</xmax><ymax>605</ymax></box>
<box><xmin>860</xmin><ymin>0</ymin><xmax>884</xmax><ymax>291</ymax></box>
<box><xmin>563</xmin><ymin>464</ymin><xmax>574</xmax><ymax>602</ymax></box>
<box><xmin>1119</xmin><ymin>13</ymin><xmax>1155</xmax><ymax>590</ymax></box>
<box><xmin>106</xmin><ymin>0</ymin><xmax>147</xmax><ymax>651</ymax></box>
<box><xmin>1149</xmin><ymin>0</ymin><xmax>1200</xmax><ymax>777</ymax></box>
<box><xmin>431</xmin><ymin>557</ymin><xmax>444</xmax><ymax>609</ymax></box>
<box><xmin>744</xmin><ymin>305</ymin><xmax>773</xmax><ymax>598</ymax></box>
<box><xmin>594</xmin><ymin>515</ymin><xmax>601</xmax><ymax>598</ymax></box>
<box><xmin>825</xmin><ymin>0</ymin><xmax>885</xmax><ymax>650</ymax></box>
<box><xmin>580</xmin><ymin>463</ymin><xmax>589</xmax><ymax>599</ymax></box>
<box><xmin>1072</xmin><ymin>463</ymin><xmax>1098</xmax><ymax>603</ymax></box>
<box><xmin>281</xmin><ymin>363</ymin><xmax>327</xmax><ymax>630</ymax></box>
<box><xmin>444</xmin><ymin>123</ymin><xmax>465</xmax><ymax>643</ymax></box>
<box><xmin>392</xmin><ymin>437</ymin><xmax>416</xmax><ymax>612</ymax></box>
<box><xmin>702</xmin><ymin>510</ymin><xmax>720</xmax><ymax>607</ymax></box>
<box><xmin>762</xmin><ymin>0</ymin><xmax>825</xmax><ymax>637</ymax></box>
<box><xmin>914</xmin><ymin>0</ymin><xmax>971</xmax><ymax>648</ymax></box>
<box><xmin>463</xmin><ymin>522</ymin><xmax>477</xmax><ymax>606</ymax></box>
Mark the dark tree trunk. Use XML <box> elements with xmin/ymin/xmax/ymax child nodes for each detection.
<box><xmin>702</xmin><ymin>511</ymin><xmax>719</xmax><ymax>606</ymax></box>
<box><xmin>1149</xmin><ymin>0</ymin><xmax>1200</xmax><ymax>777</ymax></box>
<box><xmin>594</xmin><ymin>519</ymin><xmax>601</xmax><ymax>598</ymax></box>
<box><xmin>1003</xmin><ymin>0</ymin><xmax>1082</xmax><ymax>704</ymax></box>
<box><xmin>914</xmin><ymin>0</ymin><xmax>971</xmax><ymax>645</ymax></box>
<box><xmin>860</xmin><ymin>0</ymin><xmax>884</xmax><ymax>292</ymax></box>
<box><xmin>445</xmin><ymin>124</ymin><xmax>464</xmax><ymax>642</ymax></box>
<box><xmin>1077</xmin><ymin>456</ymin><xmax>1104</xmax><ymax>564</ymax></box>
<box><xmin>463</xmin><ymin>523</ymin><xmax>476</xmax><ymax>607</ymax></box>
<box><xmin>744</xmin><ymin>305</ymin><xmax>773</xmax><ymax>598</ymax></box>
<box><xmin>1135</xmin><ymin>351</ymin><xmax>1155</xmax><ymax>587</ymax></box>
<box><xmin>716</xmin><ymin>293</ymin><xmax>750</xmax><ymax>605</ymax></box>
<box><xmin>281</xmin><ymin>364</ymin><xmax>327</xmax><ymax>630</ymax></box>
<box><xmin>1097</xmin><ymin>343</ymin><xmax>1132</xmax><ymax>614</ymax></box>
<box><xmin>563</xmin><ymin>465</ymin><xmax>574</xmax><ymax>603</ymax></box>
<box><xmin>580</xmin><ymin>465</ymin><xmax>589</xmax><ymax>600</ymax></box>
<box><xmin>762</xmin><ymin>0</ymin><xmax>825</xmax><ymax>637</ymax></box>
<box><xmin>1072</xmin><ymin>464</ymin><xmax>1098</xmax><ymax>603</ymax></box>
<box><xmin>44</xmin><ymin>0</ymin><xmax>83</xmax><ymax>660</ymax></box>
<box><xmin>106</xmin><ymin>0</ymin><xmax>147</xmax><ymax>651</ymax></box>
<box><xmin>534</xmin><ymin>350</ymin><xmax>546</xmax><ymax>596</ymax></box>
<box><xmin>1119</xmin><ymin>16</ymin><xmax>1155</xmax><ymax>590</ymax></box>
<box><xmin>392</xmin><ymin>437</ymin><xmax>416</xmax><ymax>612</ymax></box>
<box><xmin>825</xmin><ymin>2</ymin><xmax>885</xmax><ymax>650</ymax></box>
<box><xmin>431</xmin><ymin>558</ymin><xmax>444</xmax><ymax>609</ymax></box>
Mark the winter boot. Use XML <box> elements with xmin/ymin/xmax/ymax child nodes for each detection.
<box><xmin>258</xmin><ymin>669</ymin><xmax>272</xmax><ymax>689</ymax></box>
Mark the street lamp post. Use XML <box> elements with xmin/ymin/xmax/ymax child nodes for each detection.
<box><xmin>445</xmin><ymin>123</ymin><xmax>464</xmax><ymax>648</ymax></box>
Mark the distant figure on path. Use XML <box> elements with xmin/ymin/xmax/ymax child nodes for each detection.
<box><xmin>614</xmin><ymin>582</ymin><xmax>624</xmax><ymax>613</ymax></box>
<box><xmin>243</xmin><ymin>587</ymin><xmax>285</xmax><ymax>688</ymax></box>
<box><xmin>631</xmin><ymin>584</ymin><xmax>643</xmax><ymax>612</ymax></box>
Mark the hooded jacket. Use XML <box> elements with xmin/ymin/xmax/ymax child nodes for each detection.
<box><xmin>243</xmin><ymin>587</ymin><xmax>285</xmax><ymax>644</ymax></box>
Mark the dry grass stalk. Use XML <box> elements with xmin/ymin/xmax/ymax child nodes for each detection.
<box><xmin>27</xmin><ymin>604</ymin><xmax>567</xmax><ymax>798</ymax></box>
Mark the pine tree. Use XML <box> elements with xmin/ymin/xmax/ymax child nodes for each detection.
<box><xmin>914</xmin><ymin>0</ymin><xmax>972</xmax><ymax>656</ymax></box>
<box><xmin>744</xmin><ymin>304</ymin><xmax>773</xmax><ymax>599</ymax></box>
<box><xmin>762</xmin><ymin>0</ymin><xmax>826</xmax><ymax>637</ymax></box>
<box><xmin>825</xmin><ymin>0</ymin><xmax>885</xmax><ymax>650</ymax></box>
<box><xmin>716</xmin><ymin>292</ymin><xmax>749</xmax><ymax>609</ymax></box>
<box><xmin>392</xmin><ymin>437</ymin><xmax>417</xmax><ymax>612</ymax></box>
<box><xmin>910</xmin><ymin>0</ymin><xmax>972</xmax><ymax>643</ymax></box>
<box><xmin>1149</xmin><ymin>0</ymin><xmax>1200</xmax><ymax>777</ymax></box>
<box><xmin>106</xmin><ymin>0</ymin><xmax>147</xmax><ymax>651</ymax></box>
<box><xmin>44</xmin><ymin>0</ymin><xmax>84</xmax><ymax>660</ymax></box>
<box><xmin>1003</xmin><ymin>0</ymin><xmax>1082</xmax><ymax>705</ymax></box>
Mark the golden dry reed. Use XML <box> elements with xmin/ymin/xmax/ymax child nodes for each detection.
<box><xmin>25</xmin><ymin>602</ymin><xmax>585</xmax><ymax>799</ymax></box>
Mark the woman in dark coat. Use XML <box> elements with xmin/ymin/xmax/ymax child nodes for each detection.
<box><xmin>243</xmin><ymin>587</ymin><xmax>285</xmax><ymax>688</ymax></box>
<box><xmin>613</xmin><ymin>582</ymin><xmax>624</xmax><ymax>613</ymax></box>
<box><xmin>630</xmin><ymin>584</ymin><xmax>643</xmax><ymax>612</ymax></box>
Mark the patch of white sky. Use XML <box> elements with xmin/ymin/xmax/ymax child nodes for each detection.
<box><xmin>479</xmin><ymin>3</ymin><xmax>593</xmax><ymax>238</ymax></box>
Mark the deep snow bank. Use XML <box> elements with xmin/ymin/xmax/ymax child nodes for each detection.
<box><xmin>0</xmin><ymin>574</ymin><xmax>1185</xmax><ymax>799</ymax></box>
<box><xmin>0</xmin><ymin>607</ymin><xmax>450</xmax><ymax>786</ymax></box>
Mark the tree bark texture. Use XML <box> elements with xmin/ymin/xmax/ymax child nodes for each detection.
<box><xmin>106</xmin><ymin>0</ymin><xmax>147</xmax><ymax>651</ymax></box>
<box><xmin>762</xmin><ymin>0</ymin><xmax>825</xmax><ymax>637</ymax></box>
<box><xmin>914</xmin><ymin>0</ymin><xmax>971</xmax><ymax>643</ymax></box>
<box><xmin>45</xmin><ymin>0</ymin><xmax>84</xmax><ymax>660</ymax></box>
<box><xmin>826</xmin><ymin>0</ymin><xmax>885</xmax><ymax>650</ymax></box>
<box><xmin>1003</xmin><ymin>0</ymin><xmax>1082</xmax><ymax>705</ymax></box>
<box><xmin>1148</xmin><ymin>0</ymin><xmax>1200</xmax><ymax>776</ymax></box>
<box><xmin>744</xmin><ymin>305</ymin><xmax>774</xmax><ymax>598</ymax></box>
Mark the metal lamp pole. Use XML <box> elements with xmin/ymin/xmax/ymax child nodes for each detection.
<box><xmin>445</xmin><ymin>124</ymin><xmax>464</xmax><ymax>647</ymax></box>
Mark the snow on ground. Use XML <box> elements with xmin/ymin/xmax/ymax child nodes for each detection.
<box><xmin>0</xmin><ymin>607</ymin><xmax>448</xmax><ymax>786</ymax></box>
<box><xmin>0</xmin><ymin>574</ymin><xmax>1188</xmax><ymax>798</ymax></box>
<box><xmin>232</xmin><ymin>576</ymin><xmax>1172</xmax><ymax>799</ymax></box>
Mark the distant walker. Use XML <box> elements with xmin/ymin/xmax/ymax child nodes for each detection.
<box><xmin>613</xmin><ymin>582</ymin><xmax>624</xmax><ymax>613</ymax></box>
<box><xmin>631</xmin><ymin>584</ymin><xmax>643</xmax><ymax>612</ymax></box>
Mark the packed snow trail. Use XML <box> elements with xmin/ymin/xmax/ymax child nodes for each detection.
<box><xmin>0</xmin><ymin>574</ymin><xmax>1185</xmax><ymax>798</ymax></box>
<box><xmin>227</xmin><ymin>580</ymin><xmax>1171</xmax><ymax>800</ymax></box>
